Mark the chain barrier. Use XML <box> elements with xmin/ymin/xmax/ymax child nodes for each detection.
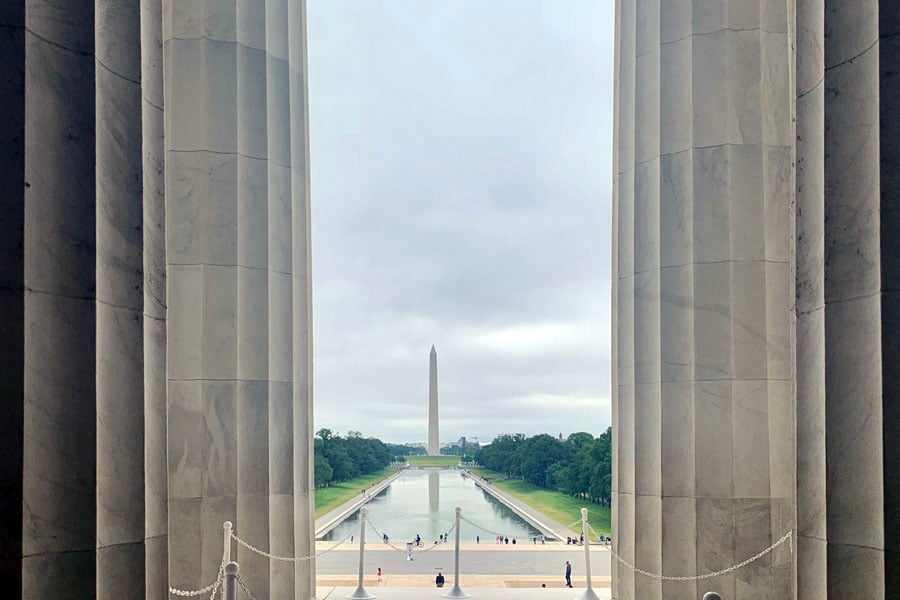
<box><xmin>236</xmin><ymin>574</ymin><xmax>258</xmax><ymax>600</ymax></box>
<box><xmin>232</xmin><ymin>528</ymin><xmax>354</xmax><ymax>562</ymax></box>
<box><xmin>601</xmin><ymin>524</ymin><xmax>793</xmax><ymax>581</ymax></box>
<box><xmin>169</xmin><ymin>557</ymin><xmax>225</xmax><ymax>598</ymax></box>
<box><xmin>366</xmin><ymin>515</ymin><xmax>456</xmax><ymax>554</ymax></box>
<box><xmin>458</xmin><ymin>513</ymin><xmax>581</xmax><ymax>541</ymax></box>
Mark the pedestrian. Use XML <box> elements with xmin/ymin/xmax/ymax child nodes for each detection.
<box><xmin>351</xmin><ymin>535</ymin><xmax>354</xmax><ymax>543</ymax></box>
<box><xmin>565</xmin><ymin>561</ymin><xmax>572</xmax><ymax>588</ymax></box>
<box><xmin>377</xmin><ymin>567</ymin><xmax>382</xmax><ymax>583</ymax></box>
<box><xmin>512</xmin><ymin>537</ymin><xmax>516</xmax><ymax>545</ymax></box>
<box><xmin>439</xmin><ymin>534</ymin><xmax>444</xmax><ymax>543</ymax></box>
<box><xmin>435</xmin><ymin>572</ymin><xmax>445</xmax><ymax>588</ymax></box>
<box><xmin>476</xmin><ymin>535</ymin><xmax>480</xmax><ymax>544</ymax></box>
<box><xmin>580</xmin><ymin>534</ymin><xmax>584</xmax><ymax>545</ymax></box>
<box><xmin>541</xmin><ymin>535</ymin><xmax>545</xmax><ymax>545</ymax></box>
<box><xmin>533</xmin><ymin>536</ymin><xmax>536</xmax><ymax>544</ymax></box>
<box><xmin>505</xmin><ymin>536</ymin><xmax>509</xmax><ymax>545</ymax></box>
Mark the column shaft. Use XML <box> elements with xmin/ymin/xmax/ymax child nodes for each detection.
<box><xmin>613</xmin><ymin>2</ymin><xmax>795</xmax><ymax>599</ymax></box>
<box><xmin>236</xmin><ymin>1</ymin><xmax>272</xmax><ymax>596</ymax></box>
<box><xmin>22</xmin><ymin>0</ymin><xmax>97</xmax><ymax>595</ymax></box>
<box><xmin>265</xmin><ymin>0</ymin><xmax>297</xmax><ymax>595</ymax></box>
<box><xmin>141</xmin><ymin>0</ymin><xmax>168</xmax><ymax>596</ymax></box>
<box><xmin>288</xmin><ymin>1</ymin><xmax>315</xmax><ymax>595</ymax></box>
<box><xmin>95</xmin><ymin>0</ymin><xmax>146</xmax><ymax>596</ymax></box>
<box><xmin>795</xmin><ymin>0</ymin><xmax>827</xmax><ymax>598</ymax></box>
<box><xmin>823</xmin><ymin>0</ymin><xmax>885</xmax><ymax>596</ymax></box>
<box><xmin>879</xmin><ymin>2</ymin><xmax>900</xmax><ymax>595</ymax></box>
<box><xmin>658</xmin><ymin>0</ymin><xmax>697</xmax><ymax>597</ymax></box>
<box><xmin>632</xmin><ymin>1</ymin><xmax>662</xmax><ymax>598</ymax></box>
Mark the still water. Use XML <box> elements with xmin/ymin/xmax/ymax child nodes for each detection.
<box><xmin>319</xmin><ymin>469</ymin><xmax>542</xmax><ymax>542</ymax></box>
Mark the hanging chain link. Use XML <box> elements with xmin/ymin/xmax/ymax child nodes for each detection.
<box><xmin>232</xmin><ymin>528</ymin><xmax>354</xmax><ymax>562</ymax></box>
<box><xmin>458</xmin><ymin>514</ymin><xmax>580</xmax><ymax>540</ymax></box>
<box><xmin>365</xmin><ymin>515</ymin><xmax>456</xmax><ymax>553</ymax></box>
<box><xmin>169</xmin><ymin>557</ymin><xmax>225</xmax><ymax>598</ymax></box>
<box><xmin>312</xmin><ymin>530</ymin><xmax>356</xmax><ymax>558</ymax></box>
<box><xmin>236</xmin><ymin>574</ymin><xmax>258</xmax><ymax>600</ymax></box>
<box><xmin>604</xmin><ymin>526</ymin><xmax>793</xmax><ymax>581</ymax></box>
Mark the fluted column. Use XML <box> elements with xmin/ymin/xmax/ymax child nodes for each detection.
<box><xmin>95</xmin><ymin>0</ymin><xmax>146</xmax><ymax>596</ymax></box>
<box><xmin>141</xmin><ymin>0</ymin><xmax>168</xmax><ymax>596</ymax></box>
<box><xmin>612</xmin><ymin>2</ymin><xmax>636</xmax><ymax>600</ymax></box>
<box><xmin>21</xmin><ymin>0</ymin><xmax>98</xmax><ymax>596</ymax></box>
<box><xmin>163</xmin><ymin>0</ymin><xmax>313</xmax><ymax>597</ymax></box>
<box><xmin>612</xmin><ymin>2</ymin><xmax>795</xmax><ymax>598</ymax></box>
<box><xmin>823</xmin><ymin>0</ymin><xmax>885</xmax><ymax>596</ymax></box>
<box><xmin>658</xmin><ymin>0</ymin><xmax>697</xmax><ymax>596</ymax></box>
<box><xmin>795</xmin><ymin>1</ymin><xmax>827</xmax><ymax>598</ymax></box>
<box><xmin>235</xmin><ymin>1</ymin><xmax>272</xmax><ymax>597</ymax></box>
<box><xmin>288</xmin><ymin>1</ymin><xmax>316</xmax><ymax>596</ymax></box>
<box><xmin>881</xmin><ymin>5</ymin><xmax>900</xmax><ymax>596</ymax></box>
<box><xmin>265</xmin><ymin>0</ymin><xmax>297</xmax><ymax>595</ymax></box>
<box><xmin>632</xmin><ymin>0</ymin><xmax>662</xmax><ymax>598</ymax></box>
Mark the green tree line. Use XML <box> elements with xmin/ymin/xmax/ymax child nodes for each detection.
<box><xmin>474</xmin><ymin>428</ymin><xmax>612</xmax><ymax>505</ymax></box>
<box><xmin>314</xmin><ymin>429</ymin><xmax>393</xmax><ymax>488</ymax></box>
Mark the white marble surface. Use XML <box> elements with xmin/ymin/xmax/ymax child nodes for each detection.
<box><xmin>612</xmin><ymin>1</ymin><xmax>795</xmax><ymax>598</ymax></box>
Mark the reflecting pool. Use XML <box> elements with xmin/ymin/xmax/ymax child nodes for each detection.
<box><xmin>319</xmin><ymin>469</ymin><xmax>542</xmax><ymax>543</ymax></box>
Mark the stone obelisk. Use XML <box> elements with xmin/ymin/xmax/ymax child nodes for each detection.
<box><xmin>428</xmin><ymin>345</ymin><xmax>439</xmax><ymax>455</ymax></box>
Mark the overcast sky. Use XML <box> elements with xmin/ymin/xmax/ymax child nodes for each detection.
<box><xmin>308</xmin><ymin>0</ymin><xmax>614</xmax><ymax>445</ymax></box>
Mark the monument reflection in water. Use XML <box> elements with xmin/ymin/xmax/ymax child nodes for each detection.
<box><xmin>320</xmin><ymin>469</ymin><xmax>542</xmax><ymax>542</ymax></box>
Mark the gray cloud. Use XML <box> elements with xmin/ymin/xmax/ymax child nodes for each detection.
<box><xmin>309</xmin><ymin>0</ymin><xmax>614</xmax><ymax>443</ymax></box>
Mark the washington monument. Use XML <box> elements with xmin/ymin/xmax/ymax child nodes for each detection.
<box><xmin>428</xmin><ymin>345</ymin><xmax>439</xmax><ymax>455</ymax></box>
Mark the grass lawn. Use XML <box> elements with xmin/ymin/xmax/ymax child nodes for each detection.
<box><xmin>314</xmin><ymin>468</ymin><xmax>397</xmax><ymax>519</ymax></box>
<box><xmin>471</xmin><ymin>468</ymin><xmax>611</xmax><ymax>537</ymax></box>
<box><xmin>406</xmin><ymin>455</ymin><xmax>459</xmax><ymax>468</ymax></box>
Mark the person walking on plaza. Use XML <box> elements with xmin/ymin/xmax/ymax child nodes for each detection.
<box><xmin>565</xmin><ymin>560</ymin><xmax>572</xmax><ymax>588</ymax></box>
<box><xmin>435</xmin><ymin>572</ymin><xmax>445</xmax><ymax>588</ymax></box>
<box><xmin>377</xmin><ymin>568</ymin><xmax>382</xmax><ymax>583</ymax></box>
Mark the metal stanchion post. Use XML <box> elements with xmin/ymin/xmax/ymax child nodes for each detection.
<box><xmin>223</xmin><ymin>562</ymin><xmax>239</xmax><ymax>600</ymax></box>
<box><xmin>443</xmin><ymin>507</ymin><xmax>470</xmax><ymax>598</ymax></box>
<box><xmin>347</xmin><ymin>508</ymin><xmax>375</xmax><ymax>600</ymax></box>
<box><xmin>576</xmin><ymin>508</ymin><xmax>600</xmax><ymax>600</ymax></box>
<box><xmin>223</xmin><ymin>521</ymin><xmax>233</xmax><ymax>563</ymax></box>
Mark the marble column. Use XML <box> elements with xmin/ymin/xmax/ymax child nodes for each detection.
<box><xmin>3</xmin><ymin>0</ymin><xmax>313</xmax><ymax>597</ymax></box>
<box><xmin>22</xmin><ymin>0</ymin><xmax>99</xmax><ymax>596</ymax></box>
<box><xmin>881</xmin><ymin>5</ymin><xmax>900</xmax><ymax>596</ymax></box>
<box><xmin>95</xmin><ymin>0</ymin><xmax>146</xmax><ymax>597</ymax></box>
<box><xmin>163</xmin><ymin>0</ymin><xmax>314</xmax><ymax>597</ymax></box>
<box><xmin>265</xmin><ymin>0</ymin><xmax>299</xmax><ymax>596</ymax></box>
<box><xmin>823</xmin><ymin>0</ymin><xmax>885</xmax><ymax>596</ymax></box>
<box><xmin>141</xmin><ymin>0</ymin><xmax>169</xmax><ymax>596</ymax></box>
<box><xmin>615</xmin><ymin>1</ymin><xmax>900</xmax><ymax>598</ymax></box>
<box><xmin>612</xmin><ymin>1</ymin><xmax>795</xmax><ymax>599</ymax></box>
<box><xmin>795</xmin><ymin>0</ymin><xmax>827</xmax><ymax>598</ymax></box>
<box><xmin>288</xmin><ymin>2</ymin><xmax>316</xmax><ymax>596</ymax></box>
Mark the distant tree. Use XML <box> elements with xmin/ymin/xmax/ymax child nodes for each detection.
<box><xmin>314</xmin><ymin>440</ymin><xmax>333</xmax><ymax>488</ymax></box>
<box><xmin>475</xmin><ymin>429</ymin><xmax>612</xmax><ymax>506</ymax></box>
<box><xmin>314</xmin><ymin>429</ymin><xmax>392</xmax><ymax>486</ymax></box>
<box><xmin>514</xmin><ymin>434</ymin><xmax>574</xmax><ymax>488</ymax></box>
<box><xmin>474</xmin><ymin>433</ymin><xmax>525</xmax><ymax>477</ymax></box>
<box><xmin>566</xmin><ymin>431</ymin><xmax>594</xmax><ymax>450</ymax></box>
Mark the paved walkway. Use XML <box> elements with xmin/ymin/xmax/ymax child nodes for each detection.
<box><xmin>318</xmin><ymin>585</ymin><xmax>612</xmax><ymax>599</ymax></box>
